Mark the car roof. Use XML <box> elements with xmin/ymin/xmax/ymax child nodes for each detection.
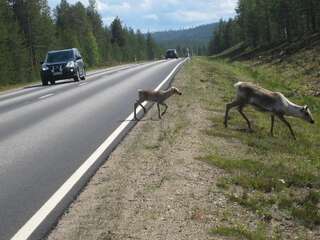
<box><xmin>166</xmin><ymin>49</ymin><xmax>176</xmax><ymax>51</ymax></box>
<box><xmin>47</xmin><ymin>48</ymin><xmax>76</xmax><ymax>54</ymax></box>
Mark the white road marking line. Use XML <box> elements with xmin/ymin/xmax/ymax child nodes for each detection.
<box><xmin>10</xmin><ymin>58</ymin><xmax>188</xmax><ymax>240</ymax></box>
<box><xmin>38</xmin><ymin>93</ymin><xmax>54</xmax><ymax>100</ymax></box>
<box><xmin>86</xmin><ymin>66</ymin><xmax>131</xmax><ymax>78</ymax></box>
<box><xmin>78</xmin><ymin>82</ymin><xmax>88</xmax><ymax>86</ymax></box>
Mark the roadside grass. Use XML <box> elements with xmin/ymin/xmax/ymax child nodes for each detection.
<box><xmin>191</xmin><ymin>57</ymin><xmax>320</xmax><ymax>238</ymax></box>
<box><xmin>0</xmin><ymin>80</ymin><xmax>40</xmax><ymax>93</ymax></box>
<box><xmin>210</xmin><ymin>224</ymin><xmax>279</xmax><ymax>240</ymax></box>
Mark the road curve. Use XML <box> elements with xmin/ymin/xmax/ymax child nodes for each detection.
<box><xmin>0</xmin><ymin>59</ymin><xmax>186</xmax><ymax>240</ymax></box>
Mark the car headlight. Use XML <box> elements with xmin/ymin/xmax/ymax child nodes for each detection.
<box><xmin>42</xmin><ymin>65</ymin><xmax>49</xmax><ymax>71</ymax></box>
<box><xmin>66</xmin><ymin>61</ymin><xmax>75</xmax><ymax>68</ymax></box>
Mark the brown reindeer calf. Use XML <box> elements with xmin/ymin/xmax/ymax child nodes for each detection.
<box><xmin>134</xmin><ymin>87</ymin><xmax>182</xmax><ymax>120</ymax></box>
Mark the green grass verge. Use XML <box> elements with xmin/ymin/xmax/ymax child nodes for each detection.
<box><xmin>210</xmin><ymin>224</ymin><xmax>281</xmax><ymax>240</ymax></box>
<box><xmin>190</xmin><ymin>57</ymin><xmax>320</xmax><ymax>233</ymax></box>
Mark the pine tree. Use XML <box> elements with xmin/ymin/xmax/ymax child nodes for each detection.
<box><xmin>0</xmin><ymin>0</ymin><xmax>29</xmax><ymax>84</ymax></box>
<box><xmin>10</xmin><ymin>0</ymin><xmax>55</xmax><ymax>76</ymax></box>
<box><xmin>146</xmin><ymin>33</ymin><xmax>156</xmax><ymax>60</ymax></box>
<box><xmin>136</xmin><ymin>30</ymin><xmax>147</xmax><ymax>60</ymax></box>
<box><xmin>110</xmin><ymin>17</ymin><xmax>125</xmax><ymax>47</ymax></box>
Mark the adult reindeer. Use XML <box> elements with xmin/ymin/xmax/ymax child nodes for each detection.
<box><xmin>224</xmin><ymin>82</ymin><xmax>315</xmax><ymax>140</ymax></box>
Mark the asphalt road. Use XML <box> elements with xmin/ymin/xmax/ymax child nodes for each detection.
<box><xmin>0</xmin><ymin>59</ymin><xmax>186</xmax><ymax>240</ymax></box>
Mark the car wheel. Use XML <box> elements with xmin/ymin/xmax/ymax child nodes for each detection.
<box><xmin>80</xmin><ymin>69</ymin><xmax>86</xmax><ymax>80</ymax></box>
<box><xmin>41</xmin><ymin>77</ymin><xmax>48</xmax><ymax>86</ymax></box>
<box><xmin>74</xmin><ymin>69</ymin><xmax>80</xmax><ymax>82</ymax></box>
<box><xmin>50</xmin><ymin>79</ymin><xmax>55</xmax><ymax>85</ymax></box>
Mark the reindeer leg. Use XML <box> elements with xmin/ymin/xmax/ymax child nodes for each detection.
<box><xmin>270</xmin><ymin>115</ymin><xmax>275</xmax><ymax>136</ymax></box>
<box><xmin>161</xmin><ymin>103</ymin><xmax>168</xmax><ymax>116</ymax></box>
<box><xmin>157</xmin><ymin>103</ymin><xmax>161</xmax><ymax>119</ymax></box>
<box><xmin>134</xmin><ymin>100</ymin><xmax>146</xmax><ymax>120</ymax></box>
<box><xmin>238</xmin><ymin>106</ymin><xmax>252</xmax><ymax>131</ymax></box>
<box><xmin>138</xmin><ymin>102</ymin><xmax>146</xmax><ymax>113</ymax></box>
<box><xmin>277</xmin><ymin>115</ymin><xmax>296</xmax><ymax>140</ymax></box>
<box><xmin>134</xmin><ymin>102</ymin><xmax>139</xmax><ymax>120</ymax></box>
<box><xmin>224</xmin><ymin>100</ymin><xmax>242</xmax><ymax>128</ymax></box>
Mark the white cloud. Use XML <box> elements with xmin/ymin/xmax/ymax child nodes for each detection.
<box><xmin>169</xmin><ymin>10</ymin><xmax>217</xmax><ymax>23</ymax></box>
<box><xmin>139</xmin><ymin>0</ymin><xmax>152</xmax><ymax>10</ymax></box>
<box><xmin>48</xmin><ymin>0</ymin><xmax>238</xmax><ymax>31</ymax></box>
<box><xmin>143</xmin><ymin>14</ymin><xmax>159</xmax><ymax>21</ymax></box>
<box><xmin>96</xmin><ymin>0</ymin><xmax>108</xmax><ymax>11</ymax></box>
<box><xmin>102</xmin><ymin>16</ymin><xmax>116</xmax><ymax>25</ymax></box>
<box><xmin>101</xmin><ymin>1</ymin><xmax>131</xmax><ymax>13</ymax></box>
<box><xmin>67</xmin><ymin>0</ymin><xmax>89</xmax><ymax>6</ymax></box>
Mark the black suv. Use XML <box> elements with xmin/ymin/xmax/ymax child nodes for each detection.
<box><xmin>165</xmin><ymin>49</ymin><xmax>178</xmax><ymax>59</ymax></box>
<box><xmin>40</xmin><ymin>48</ymin><xmax>86</xmax><ymax>85</ymax></box>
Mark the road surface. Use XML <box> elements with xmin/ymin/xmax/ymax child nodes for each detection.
<box><xmin>0</xmin><ymin>59</ymin><xmax>186</xmax><ymax>240</ymax></box>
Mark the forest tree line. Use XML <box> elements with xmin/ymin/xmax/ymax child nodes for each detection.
<box><xmin>0</xmin><ymin>0</ymin><xmax>161</xmax><ymax>86</ymax></box>
<box><xmin>152</xmin><ymin>23</ymin><xmax>217</xmax><ymax>57</ymax></box>
<box><xmin>209</xmin><ymin>0</ymin><xmax>320</xmax><ymax>54</ymax></box>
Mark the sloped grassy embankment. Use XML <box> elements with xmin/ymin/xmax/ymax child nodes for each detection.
<box><xmin>196</xmin><ymin>56</ymin><xmax>320</xmax><ymax>239</ymax></box>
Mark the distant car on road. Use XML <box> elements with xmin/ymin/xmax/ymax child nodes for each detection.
<box><xmin>165</xmin><ymin>49</ymin><xmax>178</xmax><ymax>59</ymax></box>
<box><xmin>40</xmin><ymin>48</ymin><xmax>86</xmax><ymax>86</ymax></box>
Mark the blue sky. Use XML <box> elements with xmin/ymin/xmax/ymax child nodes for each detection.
<box><xmin>48</xmin><ymin>0</ymin><xmax>238</xmax><ymax>32</ymax></box>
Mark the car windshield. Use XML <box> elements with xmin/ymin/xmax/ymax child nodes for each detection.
<box><xmin>46</xmin><ymin>50</ymin><xmax>74</xmax><ymax>63</ymax></box>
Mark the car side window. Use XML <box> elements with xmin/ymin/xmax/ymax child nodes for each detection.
<box><xmin>75</xmin><ymin>50</ymin><xmax>81</xmax><ymax>59</ymax></box>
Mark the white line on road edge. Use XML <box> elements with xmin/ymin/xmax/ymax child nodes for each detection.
<box><xmin>11</xmin><ymin>58</ymin><xmax>188</xmax><ymax>240</ymax></box>
<box><xmin>38</xmin><ymin>93</ymin><xmax>54</xmax><ymax>100</ymax></box>
<box><xmin>78</xmin><ymin>82</ymin><xmax>88</xmax><ymax>86</ymax></box>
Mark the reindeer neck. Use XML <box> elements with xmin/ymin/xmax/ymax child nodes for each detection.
<box><xmin>162</xmin><ymin>89</ymin><xmax>174</xmax><ymax>99</ymax></box>
<box><xmin>285</xmin><ymin>99</ymin><xmax>303</xmax><ymax>118</ymax></box>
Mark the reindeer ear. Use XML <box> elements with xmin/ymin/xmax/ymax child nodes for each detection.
<box><xmin>301</xmin><ymin>105</ymin><xmax>309</xmax><ymax>112</ymax></box>
<box><xmin>302</xmin><ymin>105</ymin><xmax>309</xmax><ymax>111</ymax></box>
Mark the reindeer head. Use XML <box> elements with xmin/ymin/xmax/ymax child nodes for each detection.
<box><xmin>171</xmin><ymin>87</ymin><xmax>182</xmax><ymax>95</ymax></box>
<box><xmin>300</xmin><ymin>105</ymin><xmax>315</xmax><ymax>124</ymax></box>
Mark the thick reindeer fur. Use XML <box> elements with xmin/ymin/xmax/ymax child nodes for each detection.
<box><xmin>224</xmin><ymin>82</ymin><xmax>315</xmax><ymax>140</ymax></box>
<box><xmin>134</xmin><ymin>87</ymin><xmax>182</xmax><ymax>120</ymax></box>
